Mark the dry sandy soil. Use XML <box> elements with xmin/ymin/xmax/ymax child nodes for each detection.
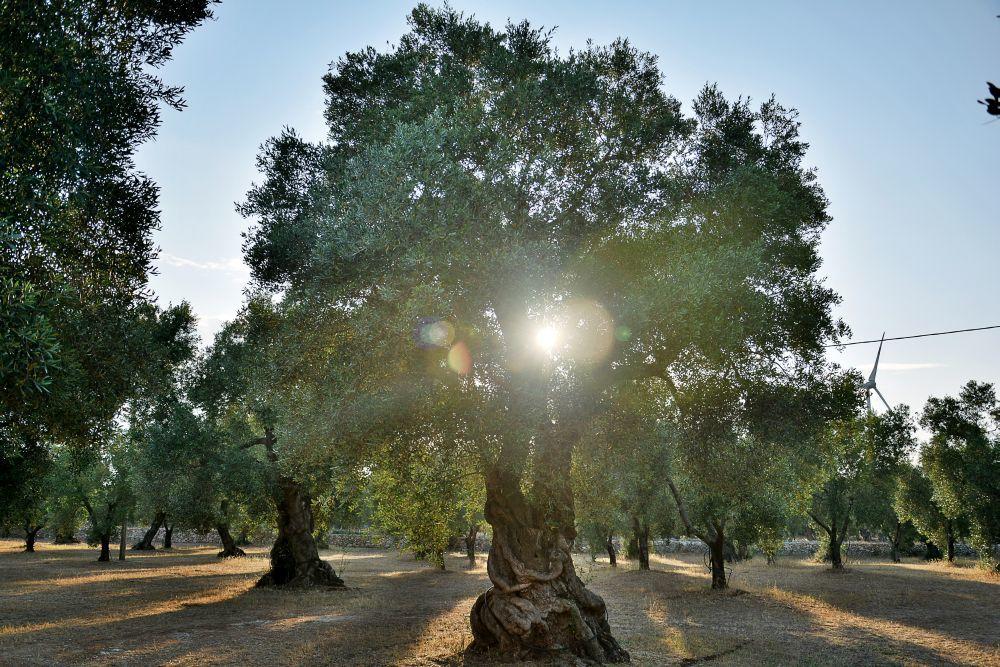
<box><xmin>0</xmin><ymin>539</ymin><xmax>997</xmax><ymax>666</ymax></box>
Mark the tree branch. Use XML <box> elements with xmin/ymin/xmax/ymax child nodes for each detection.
<box><xmin>808</xmin><ymin>511</ymin><xmax>832</xmax><ymax>536</ymax></box>
<box><xmin>666</xmin><ymin>476</ymin><xmax>709</xmax><ymax>543</ymax></box>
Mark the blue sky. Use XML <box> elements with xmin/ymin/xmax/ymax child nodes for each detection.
<box><xmin>135</xmin><ymin>0</ymin><xmax>999</xmax><ymax>423</ymax></box>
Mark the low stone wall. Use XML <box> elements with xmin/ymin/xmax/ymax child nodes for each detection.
<box><xmin>35</xmin><ymin>525</ymin><xmax>981</xmax><ymax>560</ymax></box>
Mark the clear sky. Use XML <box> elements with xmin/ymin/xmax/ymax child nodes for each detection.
<box><xmin>135</xmin><ymin>0</ymin><xmax>999</xmax><ymax>426</ymax></box>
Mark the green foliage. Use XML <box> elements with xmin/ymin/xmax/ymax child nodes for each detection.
<box><xmin>369</xmin><ymin>444</ymin><xmax>483</xmax><ymax>568</ymax></box>
<box><xmin>237</xmin><ymin>8</ymin><xmax>849</xmax><ymax>579</ymax></box>
<box><xmin>809</xmin><ymin>407</ymin><xmax>916</xmax><ymax>560</ymax></box>
<box><xmin>0</xmin><ymin>0</ymin><xmax>216</xmax><ymax>439</ymax></box>
<box><xmin>920</xmin><ymin>381</ymin><xmax>1000</xmax><ymax>570</ymax></box>
<box><xmin>573</xmin><ymin>384</ymin><xmax>675</xmax><ymax>555</ymax></box>
<box><xmin>895</xmin><ymin>462</ymin><xmax>968</xmax><ymax>558</ymax></box>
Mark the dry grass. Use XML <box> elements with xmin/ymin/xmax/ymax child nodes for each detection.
<box><xmin>0</xmin><ymin>539</ymin><xmax>997</xmax><ymax>666</ymax></box>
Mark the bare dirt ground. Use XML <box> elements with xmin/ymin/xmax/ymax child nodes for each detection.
<box><xmin>0</xmin><ymin>539</ymin><xmax>997</xmax><ymax>666</ymax></box>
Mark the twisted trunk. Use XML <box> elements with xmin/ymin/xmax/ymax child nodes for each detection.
<box><xmin>24</xmin><ymin>524</ymin><xmax>41</xmax><ymax>552</ymax></box>
<box><xmin>606</xmin><ymin>533</ymin><xmax>617</xmax><ymax>567</ymax></box>
<box><xmin>256</xmin><ymin>430</ymin><xmax>342</xmax><ymax>588</ymax></box>
<box><xmin>468</xmin><ymin>467</ymin><xmax>628</xmax><ymax>663</ymax></box>
<box><xmin>132</xmin><ymin>511</ymin><xmax>165</xmax><ymax>550</ymax></box>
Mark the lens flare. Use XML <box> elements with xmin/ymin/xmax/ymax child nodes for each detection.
<box><xmin>563</xmin><ymin>299</ymin><xmax>615</xmax><ymax>363</ymax></box>
<box><xmin>414</xmin><ymin>317</ymin><xmax>455</xmax><ymax>349</ymax></box>
<box><xmin>448</xmin><ymin>341</ymin><xmax>472</xmax><ymax>374</ymax></box>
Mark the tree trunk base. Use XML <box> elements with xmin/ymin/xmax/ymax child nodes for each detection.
<box><xmin>468</xmin><ymin>529</ymin><xmax>629</xmax><ymax>664</ymax></box>
<box><xmin>468</xmin><ymin>583</ymin><xmax>630</xmax><ymax>664</ymax></box>
<box><xmin>217</xmin><ymin>547</ymin><xmax>247</xmax><ymax>559</ymax></box>
<box><xmin>255</xmin><ymin>535</ymin><xmax>344</xmax><ymax>588</ymax></box>
<box><xmin>97</xmin><ymin>536</ymin><xmax>111</xmax><ymax>562</ymax></box>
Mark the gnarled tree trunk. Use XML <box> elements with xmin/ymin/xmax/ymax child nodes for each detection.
<box><xmin>468</xmin><ymin>468</ymin><xmax>628</xmax><ymax>663</ymax></box>
<box><xmin>132</xmin><ymin>511</ymin><xmax>165</xmax><ymax>550</ymax></box>
<box><xmin>256</xmin><ymin>474</ymin><xmax>342</xmax><ymax>587</ymax></box>
<box><xmin>217</xmin><ymin>523</ymin><xmax>246</xmax><ymax>558</ymax></box>
<box><xmin>24</xmin><ymin>524</ymin><xmax>41</xmax><ymax>552</ymax></box>
<box><xmin>606</xmin><ymin>533</ymin><xmax>617</xmax><ymax>567</ymax></box>
<box><xmin>216</xmin><ymin>500</ymin><xmax>245</xmax><ymax>558</ymax></box>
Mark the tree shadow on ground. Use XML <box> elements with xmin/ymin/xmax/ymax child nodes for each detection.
<box><xmin>0</xmin><ymin>545</ymin><xmax>489</xmax><ymax>666</ymax></box>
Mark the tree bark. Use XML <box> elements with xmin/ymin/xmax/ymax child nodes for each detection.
<box><xmin>132</xmin><ymin>511</ymin><xmax>165</xmax><ymax>550</ymax></box>
<box><xmin>829</xmin><ymin>537</ymin><xmax>844</xmax><ymax>569</ymax></box>
<box><xmin>889</xmin><ymin>520</ymin><xmax>901</xmax><ymax>563</ymax></box>
<box><xmin>631</xmin><ymin>516</ymin><xmax>649</xmax><ymax>570</ymax></box>
<box><xmin>606</xmin><ymin>533</ymin><xmax>617</xmax><ymax>567</ymax></box>
<box><xmin>709</xmin><ymin>531</ymin><xmax>728</xmax><ymax>590</ymax></box>
<box><xmin>118</xmin><ymin>522</ymin><xmax>126</xmax><ymax>560</ymax></box>
<box><xmin>163</xmin><ymin>524</ymin><xmax>173</xmax><ymax>550</ymax></box>
<box><xmin>468</xmin><ymin>468</ymin><xmax>629</xmax><ymax>663</ymax></box>
<box><xmin>217</xmin><ymin>522</ymin><xmax>246</xmax><ymax>558</ymax></box>
<box><xmin>97</xmin><ymin>533</ymin><xmax>111</xmax><ymax>562</ymax></box>
<box><xmin>256</xmin><ymin>432</ymin><xmax>343</xmax><ymax>588</ymax></box>
<box><xmin>24</xmin><ymin>524</ymin><xmax>41</xmax><ymax>552</ymax></box>
<box><xmin>465</xmin><ymin>523</ymin><xmax>478</xmax><ymax>567</ymax></box>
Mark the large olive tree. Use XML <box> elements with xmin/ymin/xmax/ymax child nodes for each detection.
<box><xmin>239</xmin><ymin>6</ymin><xmax>844</xmax><ymax>661</ymax></box>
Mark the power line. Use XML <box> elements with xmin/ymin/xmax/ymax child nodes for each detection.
<box><xmin>826</xmin><ymin>324</ymin><xmax>1000</xmax><ymax>348</ymax></box>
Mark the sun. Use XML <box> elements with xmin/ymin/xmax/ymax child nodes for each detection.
<box><xmin>535</xmin><ymin>326</ymin><xmax>559</xmax><ymax>354</ymax></box>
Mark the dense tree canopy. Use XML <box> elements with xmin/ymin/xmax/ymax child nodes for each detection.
<box><xmin>920</xmin><ymin>381</ymin><xmax>1000</xmax><ymax>570</ymax></box>
<box><xmin>234</xmin><ymin>5</ymin><xmax>850</xmax><ymax>660</ymax></box>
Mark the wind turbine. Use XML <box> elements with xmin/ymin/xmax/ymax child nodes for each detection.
<box><xmin>862</xmin><ymin>333</ymin><xmax>891</xmax><ymax>412</ymax></box>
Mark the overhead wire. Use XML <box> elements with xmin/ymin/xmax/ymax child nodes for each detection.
<box><xmin>825</xmin><ymin>324</ymin><xmax>1000</xmax><ymax>348</ymax></box>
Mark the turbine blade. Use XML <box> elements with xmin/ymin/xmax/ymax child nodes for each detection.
<box><xmin>867</xmin><ymin>332</ymin><xmax>885</xmax><ymax>383</ymax></box>
<box><xmin>867</xmin><ymin>389</ymin><xmax>872</xmax><ymax>412</ymax></box>
<box><xmin>875</xmin><ymin>387</ymin><xmax>891</xmax><ymax>411</ymax></box>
